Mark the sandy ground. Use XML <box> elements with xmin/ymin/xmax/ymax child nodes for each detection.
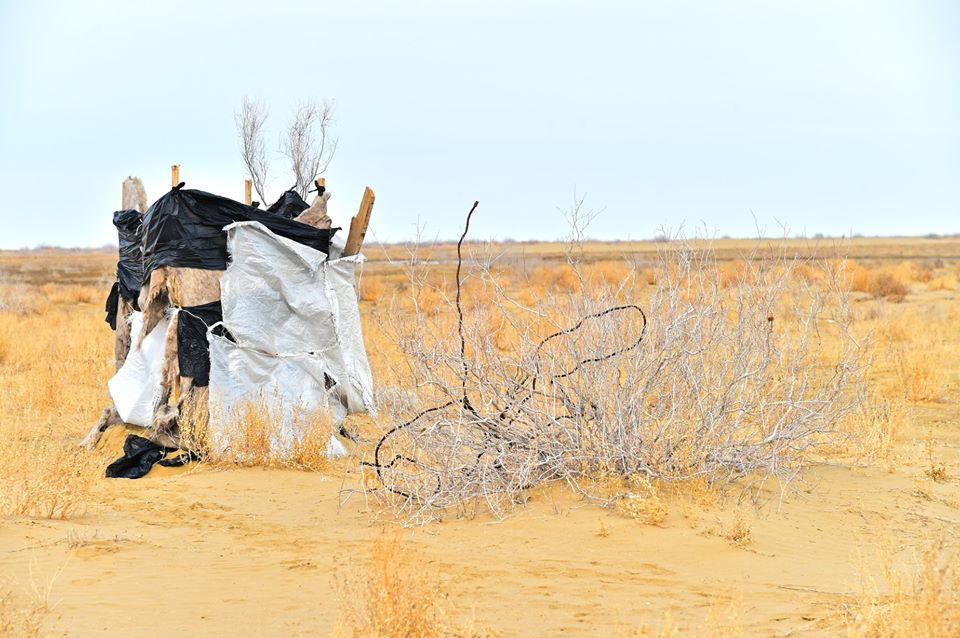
<box><xmin>1</xmin><ymin>413</ymin><xmax>957</xmax><ymax>637</ymax></box>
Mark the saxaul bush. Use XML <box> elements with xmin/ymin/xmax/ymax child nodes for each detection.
<box><xmin>363</xmin><ymin>210</ymin><xmax>868</xmax><ymax>523</ymax></box>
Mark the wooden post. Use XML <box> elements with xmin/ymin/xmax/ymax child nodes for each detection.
<box><xmin>343</xmin><ymin>186</ymin><xmax>375</xmax><ymax>257</ymax></box>
<box><xmin>244</xmin><ymin>179</ymin><xmax>252</xmax><ymax>205</ymax></box>
<box><xmin>171</xmin><ymin>164</ymin><xmax>180</xmax><ymax>187</ymax></box>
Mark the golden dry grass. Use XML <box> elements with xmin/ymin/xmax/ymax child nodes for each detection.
<box><xmin>333</xmin><ymin>536</ymin><xmax>497</xmax><ymax>638</ymax></box>
<box><xmin>0</xmin><ymin>587</ymin><xmax>44</xmax><ymax>638</ymax></box>
<box><xmin>0</xmin><ymin>237</ymin><xmax>957</xmax><ymax>635</ymax></box>
<box><xmin>845</xmin><ymin>539</ymin><xmax>960</xmax><ymax>637</ymax></box>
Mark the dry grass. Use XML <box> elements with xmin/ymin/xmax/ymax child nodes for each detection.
<box><xmin>0</xmin><ymin>430</ymin><xmax>100</xmax><ymax>519</ymax></box>
<box><xmin>898</xmin><ymin>350</ymin><xmax>946</xmax><ymax>403</ymax></box>
<box><xmin>624</xmin><ymin>595</ymin><xmax>743</xmax><ymax>637</ymax></box>
<box><xmin>926</xmin><ymin>275</ymin><xmax>957</xmax><ymax>291</ymax></box>
<box><xmin>845</xmin><ymin>539</ymin><xmax>960</xmax><ymax>637</ymax></box>
<box><xmin>614</xmin><ymin>475</ymin><xmax>669</xmax><ymax>525</ymax></box>
<box><xmin>333</xmin><ymin>536</ymin><xmax>496</xmax><ymax>637</ymax></box>
<box><xmin>179</xmin><ymin>395</ymin><xmax>341</xmax><ymax>472</ymax></box>
<box><xmin>0</xmin><ymin>585</ymin><xmax>44</xmax><ymax>638</ymax></box>
<box><xmin>723</xmin><ymin>508</ymin><xmax>753</xmax><ymax>548</ymax></box>
<box><xmin>0</xmin><ymin>238</ymin><xmax>957</xmax><ymax>633</ymax></box>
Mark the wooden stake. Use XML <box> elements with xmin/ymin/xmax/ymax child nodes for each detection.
<box><xmin>343</xmin><ymin>186</ymin><xmax>375</xmax><ymax>257</ymax></box>
<box><xmin>171</xmin><ymin>164</ymin><xmax>180</xmax><ymax>187</ymax></box>
<box><xmin>121</xmin><ymin>178</ymin><xmax>142</xmax><ymax>212</ymax></box>
<box><xmin>244</xmin><ymin>179</ymin><xmax>252</xmax><ymax>205</ymax></box>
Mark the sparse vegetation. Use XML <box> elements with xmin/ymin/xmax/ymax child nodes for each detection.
<box><xmin>0</xmin><ymin>237</ymin><xmax>957</xmax><ymax>636</ymax></box>
<box><xmin>334</xmin><ymin>536</ymin><xmax>495</xmax><ymax>638</ymax></box>
<box><xmin>845</xmin><ymin>540</ymin><xmax>960</xmax><ymax>637</ymax></box>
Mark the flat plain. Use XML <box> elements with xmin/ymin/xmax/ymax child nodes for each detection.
<box><xmin>0</xmin><ymin>236</ymin><xmax>957</xmax><ymax>637</ymax></box>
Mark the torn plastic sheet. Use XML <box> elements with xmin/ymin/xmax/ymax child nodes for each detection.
<box><xmin>266</xmin><ymin>189</ymin><xmax>309</xmax><ymax>219</ymax></box>
<box><xmin>113</xmin><ymin>209</ymin><xmax>144</xmax><ymax>301</ymax></box>
<box><xmin>219</xmin><ymin>221</ymin><xmax>375</xmax><ymax>415</ymax></box>
<box><xmin>207</xmin><ymin>331</ymin><xmax>348</xmax><ymax>458</ymax></box>
<box><xmin>141</xmin><ymin>186</ymin><xmax>335</xmax><ymax>283</ymax></box>
<box><xmin>177</xmin><ymin>301</ymin><xmax>230</xmax><ymax>387</ymax></box>
<box><xmin>104</xmin><ymin>281</ymin><xmax>120</xmax><ymax>330</ymax></box>
<box><xmin>108</xmin><ymin>312</ymin><xmax>169</xmax><ymax>427</ymax></box>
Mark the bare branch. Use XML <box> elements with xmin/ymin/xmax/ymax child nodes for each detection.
<box><xmin>235</xmin><ymin>96</ymin><xmax>271</xmax><ymax>203</ymax></box>
<box><xmin>281</xmin><ymin>99</ymin><xmax>338</xmax><ymax>198</ymax></box>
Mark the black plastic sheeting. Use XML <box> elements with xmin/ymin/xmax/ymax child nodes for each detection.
<box><xmin>114</xmin><ymin>209</ymin><xmax>144</xmax><ymax>301</ymax></box>
<box><xmin>104</xmin><ymin>282</ymin><xmax>120</xmax><ymax>330</ymax></box>
<box><xmin>266</xmin><ymin>189</ymin><xmax>310</xmax><ymax>219</ymax></box>
<box><xmin>105</xmin><ymin>435</ymin><xmax>176</xmax><ymax>479</ymax></box>
<box><xmin>105</xmin><ymin>435</ymin><xmax>200</xmax><ymax>479</ymax></box>
<box><xmin>177</xmin><ymin>301</ymin><xmax>231</xmax><ymax>387</ymax></box>
<box><xmin>141</xmin><ymin>185</ymin><xmax>335</xmax><ymax>283</ymax></box>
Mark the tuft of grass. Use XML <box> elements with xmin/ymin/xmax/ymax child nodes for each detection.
<box><xmin>333</xmin><ymin>536</ymin><xmax>496</xmax><ymax>638</ymax></box>
<box><xmin>182</xmin><ymin>396</ymin><xmax>342</xmax><ymax>472</ymax></box>
<box><xmin>724</xmin><ymin>508</ymin><xmax>753</xmax><ymax>548</ymax></box>
<box><xmin>926</xmin><ymin>275</ymin><xmax>957</xmax><ymax>292</ymax></box>
<box><xmin>358</xmin><ymin>276</ymin><xmax>385</xmax><ymax>303</ymax></box>
<box><xmin>0</xmin><ymin>430</ymin><xmax>100</xmax><ymax>520</ymax></box>
<box><xmin>898</xmin><ymin>350</ymin><xmax>945</xmax><ymax>403</ymax></box>
<box><xmin>923</xmin><ymin>424</ymin><xmax>949</xmax><ymax>483</ymax></box>
<box><xmin>868</xmin><ymin>272</ymin><xmax>909</xmax><ymax>302</ymax></box>
<box><xmin>597</xmin><ymin>518</ymin><xmax>610</xmax><ymax>538</ymax></box>
<box><xmin>845</xmin><ymin>540</ymin><xmax>960</xmax><ymax>637</ymax></box>
<box><xmin>0</xmin><ymin>584</ymin><xmax>45</xmax><ymax>638</ymax></box>
<box><xmin>615</xmin><ymin>475</ymin><xmax>668</xmax><ymax>526</ymax></box>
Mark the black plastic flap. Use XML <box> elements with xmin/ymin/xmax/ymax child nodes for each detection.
<box><xmin>266</xmin><ymin>189</ymin><xmax>310</xmax><ymax>219</ymax></box>
<box><xmin>177</xmin><ymin>301</ymin><xmax>230</xmax><ymax>388</ymax></box>
<box><xmin>141</xmin><ymin>186</ymin><xmax>335</xmax><ymax>282</ymax></box>
<box><xmin>113</xmin><ymin>209</ymin><xmax>144</xmax><ymax>301</ymax></box>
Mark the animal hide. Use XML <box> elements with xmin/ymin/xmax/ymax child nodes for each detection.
<box><xmin>138</xmin><ymin>266</ymin><xmax>223</xmax><ymax>347</ymax></box>
<box><xmin>294</xmin><ymin>190</ymin><xmax>332</xmax><ymax>230</ymax></box>
<box><xmin>114</xmin><ymin>297</ymin><xmax>136</xmax><ymax>370</ymax></box>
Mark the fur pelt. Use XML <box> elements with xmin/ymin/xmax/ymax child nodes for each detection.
<box><xmin>115</xmin><ymin>296</ymin><xmax>136</xmax><ymax>370</ymax></box>
<box><xmin>79</xmin><ymin>407</ymin><xmax>124</xmax><ymax>449</ymax></box>
<box><xmin>137</xmin><ymin>266</ymin><xmax>223</xmax><ymax>348</ymax></box>
<box><xmin>294</xmin><ymin>190</ymin><xmax>333</xmax><ymax>229</ymax></box>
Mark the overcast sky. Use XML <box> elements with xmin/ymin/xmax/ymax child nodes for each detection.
<box><xmin>0</xmin><ymin>0</ymin><xmax>957</xmax><ymax>248</ymax></box>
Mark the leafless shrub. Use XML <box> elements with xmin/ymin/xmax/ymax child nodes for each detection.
<box><xmin>280</xmin><ymin>99</ymin><xmax>338</xmax><ymax>199</ymax></box>
<box><xmin>362</xmin><ymin>208</ymin><xmax>868</xmax><ymax>524</ymax></box>
<box><xmin>235</xmin><ymin>96</ymin><xmax>271</xmax><ymax>203</ymax></box>
<box><xmin>236</xmin><ymin>97</ymin><xmax>338</xmax><ymax>202</ymax></box>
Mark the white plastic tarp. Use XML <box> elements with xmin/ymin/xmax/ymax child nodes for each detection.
<box><xmin>207</xmin><ymin>221</ymin><xmax>373</xmax><ymax>457</ymax></box>
<box><xmin>108</xmin><ymin>313</ymin><xmax>169</xmax><ymax>427</ymax></box>
<box><xmin>219</xmin><ymin>221</ymin><xmax>375</xmax><ymax>414</ymax></box>
<box><xmin>207</xmin><ymin>331</ymin><xmax>347</xmax><ymax>457</ymax></box>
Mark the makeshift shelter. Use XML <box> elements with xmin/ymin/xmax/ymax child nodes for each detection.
<box><xmin>87</xmin><ymin>170</ymin><xmax>376</xmax><ymax>477</ymax></box>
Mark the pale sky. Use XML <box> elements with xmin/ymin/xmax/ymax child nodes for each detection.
<box><xmin>0</xmin><ymin>0</ymin><xmax>957</xmax><ymax>249</ymax></box>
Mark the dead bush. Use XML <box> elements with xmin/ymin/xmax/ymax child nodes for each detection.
<box><xmin>869</xmin><ymin>272</ymin><xmax>909</xmax><ymax>302</ymax></box>
<box><xmin>365</xmin><ymin>223</ymin><xmax>867</xmax><ymax>523</ymax></box>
